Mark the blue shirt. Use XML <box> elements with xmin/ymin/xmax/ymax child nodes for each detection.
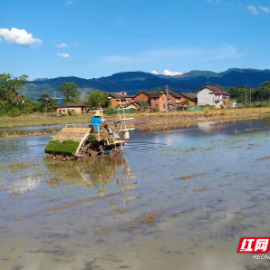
<box><xmin>90</xmin><ymin>116</ymin><xmax>103</xmax><ymax>130</ymax></box>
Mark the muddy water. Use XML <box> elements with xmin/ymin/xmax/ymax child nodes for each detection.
<box><xmin>1</xmin><ymin>119</ymin><xmax>270</xmax><ymax>269</ymax></box>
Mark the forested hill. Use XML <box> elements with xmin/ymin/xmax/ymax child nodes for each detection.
<box><xmin>23</xmin><ymin>68</ymin><xmax>270</xmax><ymax>99</ymax></box>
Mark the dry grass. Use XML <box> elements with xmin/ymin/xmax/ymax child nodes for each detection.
<box><xmin>1</xmin><ymin>108</ymin><xmax>270</xmax><ymax>128</ymax></box>
<box><xmin>133</xmin><ymin>107</ymin><xmax>270</xmax><ymax>118</ymax></box>
<box><xmin>0</xmin><ymin>113</ymin><xmax>93</xmax><ymax>128</ymax></box>
<box><xmin>132</xmin><ymin>108</ymin><xmax>270</xmax><ymax>126</ymax></box>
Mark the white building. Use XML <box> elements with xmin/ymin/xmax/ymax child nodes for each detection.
<box><xmin>197</xmin><ymin>86</ymin><xmax>230</xmax><ymax>108</ymax></box>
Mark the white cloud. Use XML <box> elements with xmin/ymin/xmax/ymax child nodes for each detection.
<box><xmin>56</xmin><ymin>43</ymin><xmax>67</xmax><ymax>48</ymax></box>
<box><xmin>151</xmin><ymin>70</ymin><xmax>183</xmax><ymax>76</ymax></box>
<box><xmin>260</xmin><ymin>6</ymin><xmax>270</xmax><ymax>13</ymax></box>
<box><xmin>0</xmin><ymin>28</ymin><xmax>42</xmax><ymax>47</ymax></box>
<box><xmin>66</xmin><ymin>0</ymin><xmax>73</xmax><ymax>4</ymax></box>
<box><xmin>57</xmin><ymin>53</ymin><xmax>70</xmax><ymax>58</ymax></box>
<box><xmin>163</xmin><ymin>69</ymin><xmax>183</xmax><ymax>76</ymax></box>
<box><xmin>247</xmin><ymin>5</ymin><xmax>259</xmax><ymax>15</ymax></box>
<box><xmin>73</xmin><ymin>42</ymin><xmax>79</xmax><ymax>46</ymax></box>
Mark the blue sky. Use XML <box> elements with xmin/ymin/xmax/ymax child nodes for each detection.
<box><xmin>0</xmin><ymin>0</ymin><xmax>270</xmax><ymax>79</ymax></box>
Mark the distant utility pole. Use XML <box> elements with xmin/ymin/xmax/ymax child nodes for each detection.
<box><xmin>166</xmin><ymin>85</ymin><xmax>169</xmax><ymax>113</ymax></box>
<box><xmin>250</xmin><ymin>88</ymin><xmax>251</xmax><ymax>107</ymax></box>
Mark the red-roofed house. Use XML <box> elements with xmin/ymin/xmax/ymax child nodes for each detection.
<box><xmin>197</xmin><ymin>86</ymin><xmax>230</xmax><ymax>108</ymax></box>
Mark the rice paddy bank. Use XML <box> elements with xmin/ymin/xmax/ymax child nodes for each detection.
<box><xmin>0</xmin><ymin>114</ymin><xmax>92</xmax><ymax>128</ymax></box>
<box><xmin>0</xmin><ymin>108</ymin><xmax>270</xmax><ymax>128</ymax></box>
<box><xmin>0</xmin><ymin>130</ymin><xmax>57</xmax><ymax>139</ymax></box>
<box><xmin>133</xmin><ymin>107</ymin><xmax>270</xmax><ymax>126</ymax></box>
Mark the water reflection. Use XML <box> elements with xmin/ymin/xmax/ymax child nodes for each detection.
<box><xmin>45</xmin><ymin>155</ymin><xmax>137</xmax><ymax>201</ymax></box>
<box><xmin>7</xmin><ymin>177</ymin><xmax>41</xmax><ymax>194</ymax></box>
<box><xmin>120</xmin><ymin>166</ymin><xmax>137</xmax><ymax>206</ymax></box>
<box><xmin>0</xmin><ymin>135</ymin><xmax>51</xmax><ymax>164</ymax></box>
<box><xmin>197</xmin><ymin>121</ymin><xmax>221</xmax><ymax>133</ymax></box>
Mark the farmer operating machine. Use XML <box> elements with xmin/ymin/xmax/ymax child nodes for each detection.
<box><xmin>44</xmin><ymin>109</ymin><xmax>134</xmax><ymax>161</ymax></box>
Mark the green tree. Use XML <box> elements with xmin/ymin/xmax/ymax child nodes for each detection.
<box><xmin>228</xmin><ymin>86</ymin><xmax>255</xmax><ymax>104</ymax></box>
<box><xmin>59</xmin><ymin>82</ymin><xmax>79</xmax><ymax>102</ymax></box>
<box><xmin>87</xmin><ymin>90</ymin><xmax>108</xmax><ymax>108</ymax></box>
<box><xmin>39</xmin><ymin>93</ymin><xmax>56</xmax><ymax>112</ymax></box>
<box><xmin>0</xmin><ymin>73</ymin><xmax>45</xmax><ymax>116</ymax></box>
<box><xmin>23</xmin><ymin>99</ymin><xmax>42</xmax><ymax>113</ymax></box>
<box><xmin>0</xmin><ymin>73</ymin><xmax>29</xmax><ymax>100</ymax></box>
<box><xmin>256</xmin><ymin>81</ymin><xmax>270</xmax><ymax>101</ymax></box>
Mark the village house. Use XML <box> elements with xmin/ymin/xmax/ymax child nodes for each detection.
<box><xmin>179</xmin><ymin>93</ymin><xmax>197</xmax><ymax>106</ymax></box>
<box><xmin>115</xmin><ymin>101</ymin><xmax>151</xmax><ymax>111</ymax></box>
<box><xmin>55</xmin><ymin>103</ymin><xmax>86</xmax><ymax>114</ymax></box>
<box><xmin>133</xmin><ymin>101</ymin><xmax>151</xmax><ymax>110</ymax></box>
<box><xmin>197</xmin><ymin>86</ymin><xmax>230</xmax><ymax>108</ymax></box>
<box><xmin>157</xmin><ymin>89</ymin><xmax>198</xmax><ymax>108</ymax></box>
<box><xmin>133</xmin><ymin>89</ymin><xmax>198</xmax><ymax>111</ymax></box>
<box><xmin>133</xmin><ymin>91</ymin><xmax>168</xmax><ymax>111</ymax></box>
<box><xmin>159</xmin><ymin>89</ymin><xmax>182</xmax><ymax>110</ymax></box>
<box><xmin>107</xmin><ymin>92</ymin><xmax>135</xmax><ymax>108</ymax></box>
<box><xmin>159</xmin><ymin>89</ymin><xmax>197</xmax><ymax>108</ymax></box>
<box><xmin>108</xmin><ymin>88</ymin><xmax>198</xmax><ymax>112</ymax></box>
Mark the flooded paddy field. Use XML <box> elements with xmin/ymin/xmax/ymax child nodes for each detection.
<box><xmin>1</xmin><ymin>119</ymin><xmax>270</xmax><ymax>269</ymax></box>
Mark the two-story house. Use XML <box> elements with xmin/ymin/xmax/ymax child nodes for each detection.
<box><xmin>107</xmin><ymin>92</ymin><xmax>135</xmax><ymax>108</ymax></box>
<box><xmin>133</xmin><ymin>91</ymin><xmax>168</xmax><ymax>111</ymax></box>
<box><xmin>197</xmin><ymin>86</ymin><xmax>229</xmax><ymax>108</ymax></box>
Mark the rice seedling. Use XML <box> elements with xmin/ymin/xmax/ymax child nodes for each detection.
<box><xmin>236</xmin><ymin>216</ymin><xmax>242</xmax><ymax>223</ymax></box>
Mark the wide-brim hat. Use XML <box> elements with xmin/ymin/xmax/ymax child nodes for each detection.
<box><xmin>94</xmin><ymin>111</ymin><xmax>102</xmax><ymax>117</ymax></box>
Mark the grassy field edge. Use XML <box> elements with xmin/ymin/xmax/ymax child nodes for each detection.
<box><xmin>0</xmin><ymin>108</ymin><xmax>270</xmax><ymax>128</ymax></box>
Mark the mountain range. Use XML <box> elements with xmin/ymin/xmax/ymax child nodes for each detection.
<box><xmin>23</xmin><ymin>68</ymin><xmax>270</xmax><ymax>100</ymax></box>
